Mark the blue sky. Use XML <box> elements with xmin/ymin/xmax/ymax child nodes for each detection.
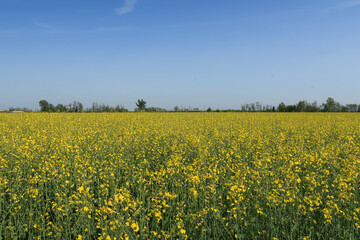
<box><xmin>1</xmin><ymin>0</ymin><xmax>360</xmax><ymax>110</ymax></box>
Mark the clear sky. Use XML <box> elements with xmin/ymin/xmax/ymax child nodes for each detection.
<box><xmin>1</xmin><ymin>0</ymin><xmax>360</xmax><ymax>110</ymax></box>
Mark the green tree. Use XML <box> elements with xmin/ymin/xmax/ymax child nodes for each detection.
<box><xmin>77</xmin><ymin>102</ymin><xmax>84</xmax><ymax>112</ymax></box>
<box><xmin>39</xmin><ymin>100</ymin><xmax>50</xmax><ymax>112</ymax></box>
<box><xmin>305</xmin><ymin>101</ymin><xmax>320</xmax><ymax>112</ymax></box>
<box><xmin>69</xmin><ymin>101</ymin><xmax>84</xmax><ymax>112</ymax></box>
<box><xmin>296</xmin><ymin>100</ymin><xmax>307</xmax><ymax>112</ymax></box>
<box><xmin>340</xmin><ymin>105</ymin><xmax>348</xmax><ymax>112</ymax></box>
<box><xmin>323</xmin><ymin>97</ymin><xmax>338</xmax><ymax>112</ymax></box>
<box><xmin>346</xmin><ymin>104</ymin><xmax>358</xmax><ymax>112</ymax></box>
<box><xmin>55</xmin><ymin>104</ymin><xmax>67</xmax><ymax>112</ymax></box>
<box><xmin>49</xmin><ymin>104</ymin><xmax>56</xmax><ymax>112</ymax></box>
<box><xmin>277</xmin><ymin>102</ymin><xmax>286</xmax><ymax>112</ymax></box>
<box><xmin>136</xmin><ymin>99</ymin><xmax>147</xmax><ymax>111</ymax></box>
<box><xmin>207</xmin><ymin>107</ymin><xmax>212</xmax><ymax>112</ymax></box>
<box><xmin>115</xmin><ymin>105</ymin><xmax>128</xmax><ymax>112</ymax></box>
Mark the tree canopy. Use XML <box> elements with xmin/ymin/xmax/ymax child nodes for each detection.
<box><xmin>136</xmin><ymin>99</ymin><xmax>147</xmax><ymax>111</ymax></box>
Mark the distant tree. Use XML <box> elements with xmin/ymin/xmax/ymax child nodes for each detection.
<box><xmin>336</xmin><ymin>102</ymin><xmax>342</xmax><ymax>112</ymax></box>
<box><xmin>207</xmin><ymin>107</ymin><xmax>212</xmax><ymax>112</ymax></box>
<box><xmin>68</xmin><ymin>103</ymin><xmax>73</xmax><ymax>112</ymax></box>
<box><xmin>8</xmin><ymin>107</ymin><xmax>32</xmax><ymax>112</ymax></box>
<box><xmin>68</xmin><ymin>101</ymin><xmax>84</xmax><ymax>112</ymax></box>
<box><xmin>136</xmin><ymin>99</ymin><xmax>147</xmax><ymax>111</ymax></box>
<box><xmin>240</xmin><ymin>105</ymin><xmax>246</xmax><ymax>112</ymax></box>
<box><xmin>115</xmin><ymin>105</ymin><xmax>128</xmax><ymax>112</ymax></box>
<box><xmin>277</xmin><ymin>102</ymin><xmax>286</xmax><ymax>112</ymax></box>
<box><xmin>250</xmin><ymin>103</ymin><xmax>256</xmax><ymax>112</ymax></box>
<box><xmin>340</xmin><ymin>105</ymin><xmax>348</xmax><ymax>112</ymax></box>
<box><xmin>103</xmin><ymin>104</ymin><xmax>110</xmax><ymax>112</ymax></box>
<box><xmin>49</xmin><ymin>104</ymin><xmax>56</xmax><ymax>112</ymax></box>
<box><xmin>174</xmin><ymin>106</ymin><xmax>179</xmax><ymax>112</ymax></box>
<box><xmin>285</xmin><ymin>105</ymin><xmax>296</xmax><ymax>112</ymax></box>
<box><xmin>146</xmin><ymin>107</ymin><xmax>167</xmax><ymax>112</ymax></box>
<box><xmin>296</xmin><ymin>101</ymin><xmax>307</xmax><ymax>112</ymax></box>
<box><xmin>56</xmin><ymin>104</ymin><xmax>67</xmax><ymax>112</ymax></box>
<box><xmin>79</xmin><ymin>102</ymin><xmax>84</xmax><ymax>112</ymax></box>
<box><xmin>39</xmin><ymin>100</ymin><xmax>50</xmax><ymax>112</ymax></box>
<box><xmin>305</xmin><ymin>101</ymin><xmax>320</xmax><ymax>112</ymax></box>
<box><xmin>255</xmin><ymin>102</ymin><xmax>262</xmax><ymax>111</ymax></box>
<box><xmin>92</xmin><ymin>102</ymin><xmax>99</xmax><ymax>112</ymax></box>
<box><xmin>323</xmin><ymin>97</ymin><xmax>338</xmax><ymax>112</ymax></box>
<box><xmin>263</xmin><ymin>105</ymin><xmax>274</xmax><ymax>112</ymax></box>
<box><xmin>346</xmin><ymin>104</ymin><xmax>358</xmax><ymax>112</ymax></box>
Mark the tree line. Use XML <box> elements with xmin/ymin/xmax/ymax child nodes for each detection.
<box><xmin>2</xmin><ymin>97</ymin><xmax>360</xmax><ymax>113</ymax></box>
<box><xmin>178</xmin><ymin>98</ymin><xmax>360</xmax><ymax>113</ymax></box>
<box><xmin>37</xmin><ymin>100</ymin><xmax>129</xmax><ymax>112</ymax></box>
<box><xmin>275</xmin><ymin>98</ymin><xmax>360</xmax><ymax>112</ymax></box>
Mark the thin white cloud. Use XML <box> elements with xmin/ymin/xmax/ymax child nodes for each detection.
<box><xmin>115</xmin><ymin>0</ymin><xmax>138</xmax><ymax>15</ymax></box>
<box><xmin>326</xmin><ymin>0</ymin><xmax>360</xmax><ymax>11</ymax></box>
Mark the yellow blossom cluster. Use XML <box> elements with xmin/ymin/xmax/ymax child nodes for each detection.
<box><xmin>0</xmin><ymin>113</ymin><xmax>359</xmax><ymax>239</ymax></box>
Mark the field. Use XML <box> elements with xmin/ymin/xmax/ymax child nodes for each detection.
<box><xmin>0</xmin><ymin>113</ymin><xmax>359</xmax><ymax>239</ymax></box>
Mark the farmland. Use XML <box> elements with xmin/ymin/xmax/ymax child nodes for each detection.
<box><xmin>0</xmin><ymin>113</ymin><xmax>359</xmax><ymax>239</ymax></box>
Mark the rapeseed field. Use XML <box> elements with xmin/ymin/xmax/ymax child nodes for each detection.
<box><xmin>0</xmin><ymin>113</ymin><xmax>359</xmax><ymax>239</ymax></box>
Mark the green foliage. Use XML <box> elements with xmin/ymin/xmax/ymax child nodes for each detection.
<box><xmin>68</xmin><ymin>101</ymin><xmax>84</xmax><ymax>113</ymax></box>
<box><xmin>23</xmin><ymin>98</ymin><xmax>360</xmax><ymax>113</ymax></box>
<box><xmin>324</xmin><ymin>97</ymin><xmax>338</xmax><ymax>112</ymax></box>
<box><xmin>278</xmin><ymin>102</ymin><xmax>286</xmax><ymax>112</ymax></box>
<box><xmin>296</xmin><ymin>101</ymin><xmax>307</xmax><ymax>112</ymax></box>
<box><xmin>136</xmin><ymin>99</ymin><xmax>147</xmax><ymax>111</ymax></box>
<box><xmin>39</xmin><ymin>100</ymin><xmax>50</xmax><ymax>112</ymax></box>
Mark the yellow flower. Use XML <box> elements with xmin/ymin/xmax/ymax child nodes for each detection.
<box><xmin>131</xmin><ymin>222</ymin><xmax>139</xmax><ymax>232</ymax></box>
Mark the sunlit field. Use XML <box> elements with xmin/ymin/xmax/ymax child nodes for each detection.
<box><xmin>0</xmin><ymin>113</ymin><xmax>359</xmax><ymax>239</ymax></box>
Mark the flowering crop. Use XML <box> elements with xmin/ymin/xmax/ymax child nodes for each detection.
<box><xmin>0</xmin><ymin>113</ymin><xmax>359</xmax><ymax>239</ymax></box>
